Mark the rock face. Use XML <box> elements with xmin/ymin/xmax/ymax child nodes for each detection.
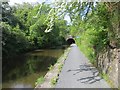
<box><xmin>118</xmin><ymin>49</ymin><xmax>120</xmax><ymax>88</ymax></box>
<box><xmin>97</xmin><ymin>47</ymin><xmax>120</xmax><ymax>88</ymax></box>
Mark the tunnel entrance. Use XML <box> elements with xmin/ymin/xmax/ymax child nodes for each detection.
<box><xmin>67</xmin><ymin>38</ymin><xmax>75</xmax><ymax>45</ymax></box>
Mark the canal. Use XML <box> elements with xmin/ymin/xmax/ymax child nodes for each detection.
<box><xmin>2</xmin><ymin>49</ymin><xmax>65</xmax><ymax>88</ymax></box>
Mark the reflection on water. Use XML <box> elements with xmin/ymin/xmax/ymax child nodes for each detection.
<box><xmin>2</xmin><ymin>49</ymin><xmax>64</xmax><ymax>88</ymax></box>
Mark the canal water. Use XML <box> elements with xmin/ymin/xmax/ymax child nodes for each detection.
<box><xmin>2</xmin><ymin>49</ymin><xmax>65</xmax><ymax>88</ymax></box>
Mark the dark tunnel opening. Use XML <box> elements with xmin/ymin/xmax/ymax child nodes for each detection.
<box><xmin>67</xmin><ymin>38</ymin><xmax>75</xmax><ymax>45</ymax></box>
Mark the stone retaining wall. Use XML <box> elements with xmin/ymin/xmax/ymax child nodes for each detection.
<box><xmin>97</xmin><ymin>47</ymin><xmax>120</xmax><ymax>88</ymax></box>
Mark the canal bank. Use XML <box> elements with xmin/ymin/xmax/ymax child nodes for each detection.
<box><xmin>35</xmin><ymin>47</ymin><xmax>71</xmax><ymax>88</ymax></box>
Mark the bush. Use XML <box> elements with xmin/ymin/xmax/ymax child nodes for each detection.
<box><xmin>35</xmin><ymin>76</ymin><xmax>45</xmax><ymax>85</ymax></box>
<box><xmin>2</xmin><ymin>22</ymin><xmax>30</xmax><ymax>58</ymax></box>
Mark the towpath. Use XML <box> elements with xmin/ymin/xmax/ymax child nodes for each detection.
<box><xmin>56</xmin><ymin>44</ymin><xmax>110</xmax><ymax>88</ymax></box>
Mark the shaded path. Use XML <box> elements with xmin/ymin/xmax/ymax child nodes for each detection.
<box><xmin>56</xmin><ymin>44</ymin><xmax>110</xmax><ymax>88</ymax></box>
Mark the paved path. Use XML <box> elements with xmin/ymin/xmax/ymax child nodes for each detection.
<box><xmin>56</xmin><ymin>44</ymin><xmax>110</xmax><ymax>88</ymax></box>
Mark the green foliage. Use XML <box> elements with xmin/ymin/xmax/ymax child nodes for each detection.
<box><xmin>69</xmin><ymin>2</ymin><xmax>119</xmax><ymax>65</ymax></box>
<box><xmin>76</xmin><ymin>26</ymin><xmax>108</xmax><ymax>63</ymax></box>
<box><xmin>100</xmin><ymin>72</ymin><xmax>114</xmax><ymax>88</ymax></box>
<box><xmin>1</xmin><ymin>22</ymin><xmax>29</xmax><ymax>57</ymax></box>
<box><xmin>2</xmin><ymin>1</ymin><xmax>119</xmax><ymax>66</ymax></box>
<box><xmin>58</xmin><ymin>64</ymin><xmax>63</xmax><ymax>73</ymax></box>
<box><xmin>2</xmin><ymin>2</ymin><xmax>67</xmax><ymax>58</ymax></box>
<box><xmin>35</xmin><ymin>76</ymin><xmax>45</xmax><ymax>85</ymax></box>
<box><xmin>50</xmin><ymin>76</ymin><xmax>58</xmax><ymax>86</ymax></box>
<box><xmin>48</xmin><ymin>65</ymin><xmax>54</xmax><ymax>71</ymax></box>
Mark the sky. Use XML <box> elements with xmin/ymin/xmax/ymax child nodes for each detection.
<box><xmin>8</xmin><ymin>0</ymin><xmax>78</xmax><ymax>5</ymax></box>
<box><xmin>8</xmin><ymin>0</ymin><xmax>85</xmax><ymax>5</ymax></box>
<box><xmin>7</xmin><ymin>0</ymin><xmax>120</xmax><ymax>5</ymax></box>
<box><xmin>9</xmin><ymin>0</ymin><xmax>45</xmax><ymax>5</ymax></box>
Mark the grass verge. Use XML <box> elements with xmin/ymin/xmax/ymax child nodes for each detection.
<box><xmin>100</xmin><ymin>72</ymin><xmax>115</xmax><ymax>88</ymax></box>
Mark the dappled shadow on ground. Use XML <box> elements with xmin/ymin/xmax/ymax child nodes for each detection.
<box><xmin>67</xmin><ymin>64</ymin><xmax>102</xmax><ymax>84</ymax></box>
